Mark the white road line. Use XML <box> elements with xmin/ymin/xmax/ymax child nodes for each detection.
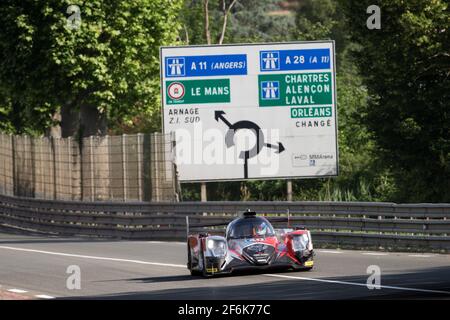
<box><xmin>7</xmin><ymin>288</ymin><xmax>28</xmax><ymax>293</ymax></box>
<box><xmin>0</xmin><ymin>245</ymin><xmax>186</xmax><ymax>269</ymax></box>
<box><xmin>146</xmin><ymin>241</ymin><xmax>185</xmax><ymax>245</ymax></box>
<box><xmin>408</xmin><ymin>254</ymin><xmax>432</xmax><ymax>258</ymax></box>
<box><xmin>35</xmin><ymin>294</ymin><xmax>55</xmax><ymax>299</ymax></box>
<box><xmin>318</xmin><ymin>250</ymin><xmax>342</xmax><ymax>254</ymax></box>
<box><xmin>1</xmin><ymin>282</ymin><xmax>55</xmax><ymax>299</ymax></box>
<box><xmin>264</xmin><ymin>274</ymin><xmax>450</xmax><ymax>295</ymax></box>
<box><xmin>362</xmin><ymin>252</ymin><xmax>389</xmax><ymax>256</ymax></box>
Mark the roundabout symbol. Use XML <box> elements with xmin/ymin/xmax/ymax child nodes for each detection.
<box><xmin>215</xmin><ymin>110</ymin><xmax>285</xmax><ymax>179</ymax></box>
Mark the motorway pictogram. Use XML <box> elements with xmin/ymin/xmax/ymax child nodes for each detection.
<box><xmin>260</xmin><ymin>51</ymin><xmax>280</xmax><ymax>71</ymax></box>
<box><xmin>166</xmin><ymin>58</ymin><xmax>185</xmax><ymax>76</ymax></box>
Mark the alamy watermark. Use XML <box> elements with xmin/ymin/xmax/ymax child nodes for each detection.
<box><xmin>366</xmin><ymin>265</ymin><xmax>381</xmax><ymax>289</ymax></box>
<box><xmin>367</xmin><ymin>5</ymin><xmax>381</xmax><ymax>30</ymax></box>
<box><xmin>66</xmin><ymin>5</ymin><xmax>82</xmax><ymax>30</ymax></box>
<box><xmin>174</xmin><ymin>125</ymin><xmax>282</xmax><ymax>176</ymax></box>
<box><xmin>66</xmin><ymin>265</ymin><xmax>81</xmax><ymax>290</ymax></box>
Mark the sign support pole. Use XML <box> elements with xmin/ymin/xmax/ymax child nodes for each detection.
<box><xmin>201</xmin><ymin>182</ymin><xmax>207</xmax><ymax>202</ymax></box>
<box><xmin>287</xmin><ymin>180</ymin><xmax>293</xmax><ymax>202</ymax></box>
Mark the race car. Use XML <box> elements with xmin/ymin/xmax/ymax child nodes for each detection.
<box><xmin>187</xmin><ymin>210</ymin><xmax>314</xmax><ymax>277</ymax></box>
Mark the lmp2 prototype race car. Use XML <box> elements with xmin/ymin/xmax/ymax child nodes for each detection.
<box><xmin>187</xmin><ymin>210</ymin><xmax>314</xmax><ymax>277</ymax></box>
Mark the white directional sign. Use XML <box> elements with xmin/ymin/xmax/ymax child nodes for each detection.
<box><xmin>160</xmin><ymin>41</ymin><xmax>338</xmax><ymax>182</ymax></box>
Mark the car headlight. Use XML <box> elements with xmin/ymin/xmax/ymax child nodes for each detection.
<box><xmin>292</xmin><ymin>234</ymin><xmax>309</xmax><ymax>251</ymax></box>
<box><xmin>207</xmin><ymin>239</ymin><xmax>227</xmax><ymax>257</ymax></box>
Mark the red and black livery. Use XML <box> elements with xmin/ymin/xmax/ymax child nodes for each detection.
<box><xmin>187</xmin><ymin>210</ymin><xmax>314</xmax><ymax>277</ymax></box>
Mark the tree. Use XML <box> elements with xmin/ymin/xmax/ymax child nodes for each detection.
<box><xmin>0</xmin><ymin>0</ymin><xmax>182</xmax><ymax>137</ymax></box>
<box><xmin>0</xmin><ymin>95</ymin><xmax>14</xmax><ymax>133</ymax></box>
<box><xmin>180</xmin><ymin>0</ymin><xmax>296</xmax><ymax>45</ymax></box>
<box><xmin>180</xmin><ymin>0</ymin><xmax>238</xmax><ymax>45</ymax></box>
<box><xmin>340</xmin><ymin>0</ymin><xmax>450</xmax><ymax>202</ymax></box>
<box><xmin>227</xmin><ymin>0</ymin><xmax>296</xmax><ymax>43</ymax></box>
<box><xmin>296</xmin><ymin>0</ymin><xmax>338</xmax><ymax>41</ymax></box>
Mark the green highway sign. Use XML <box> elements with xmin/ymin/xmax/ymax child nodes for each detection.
<box><xmin>166</xmin><ymin>79</ymin><xmax>230</xmax><ymax>105</ymax></box>
<box><xmin>290</xmin><ymin>106</ymin><xmax>333</xmax><ymax>118</ymax></box>
<box><xmin>258</xmin><ymin>72</ymin><xmax>332</xmax><ymax>107</ymax></box>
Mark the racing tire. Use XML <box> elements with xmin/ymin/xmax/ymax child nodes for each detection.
<box><xmin>187</xmin><ymin>246</ymin><xmax>202</xmax><ymax>276</ymax></box>
<box><xmin>190</xmin><ymin>269</ymin><xmax>202</xmax><ymax>276</ymax></box>
<box><xmin>293</xmin><ymin>264</ymin><xmax>313</xmax><ymax>272</ymax></box>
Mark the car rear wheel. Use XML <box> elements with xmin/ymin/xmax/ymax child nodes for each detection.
<box><xmin>190</xmin><ymin>269</ymin><xmax>202</xmax><ymax>276</ymax></box>
<box><xmin>188</xmin><ymin>247</ymin><xmax>202</xmax><ymax>276</ymax></box>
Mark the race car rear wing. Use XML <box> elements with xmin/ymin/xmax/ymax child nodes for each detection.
<box><xmin>185</xmin><ymin>215</ymin><xmax>230</xmax><ymax>239</ymax></box>
<box><xmin>185</xmin><ymin>216</ymin><xmax>189</xmax><ymax>240</ymax></box>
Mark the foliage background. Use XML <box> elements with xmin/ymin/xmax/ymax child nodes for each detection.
<box><xmin>0</xmin><ymin>0</ymin><xmax>182</xmax><ymax>136</ymax></box>
<box><xmin>0</xmin><ymin>0</ymin><xmax>448</xmax><ymax>202</ymax></box>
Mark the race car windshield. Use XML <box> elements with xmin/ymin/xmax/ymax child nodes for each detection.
<box><xmin>227</xmin><ymin>218</ymin><xmax>275</xmax><ymax>239</ymax></box>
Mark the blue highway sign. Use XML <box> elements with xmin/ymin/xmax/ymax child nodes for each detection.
<box><xmin>165</xmin><ymin>54</ymin><xmax>247</xmax><ymax>78</ymax></box>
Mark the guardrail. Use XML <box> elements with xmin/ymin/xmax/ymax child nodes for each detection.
<box><xmin>0</xmin><ymin>193</ymin><xmax>449</xmax><ymax>252</ymax></box>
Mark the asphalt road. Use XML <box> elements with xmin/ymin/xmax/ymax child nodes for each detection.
<box><xmin>0</xmin><ymin>226</ymin><xmax>449</xmax><ymax>300</ymax></box>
